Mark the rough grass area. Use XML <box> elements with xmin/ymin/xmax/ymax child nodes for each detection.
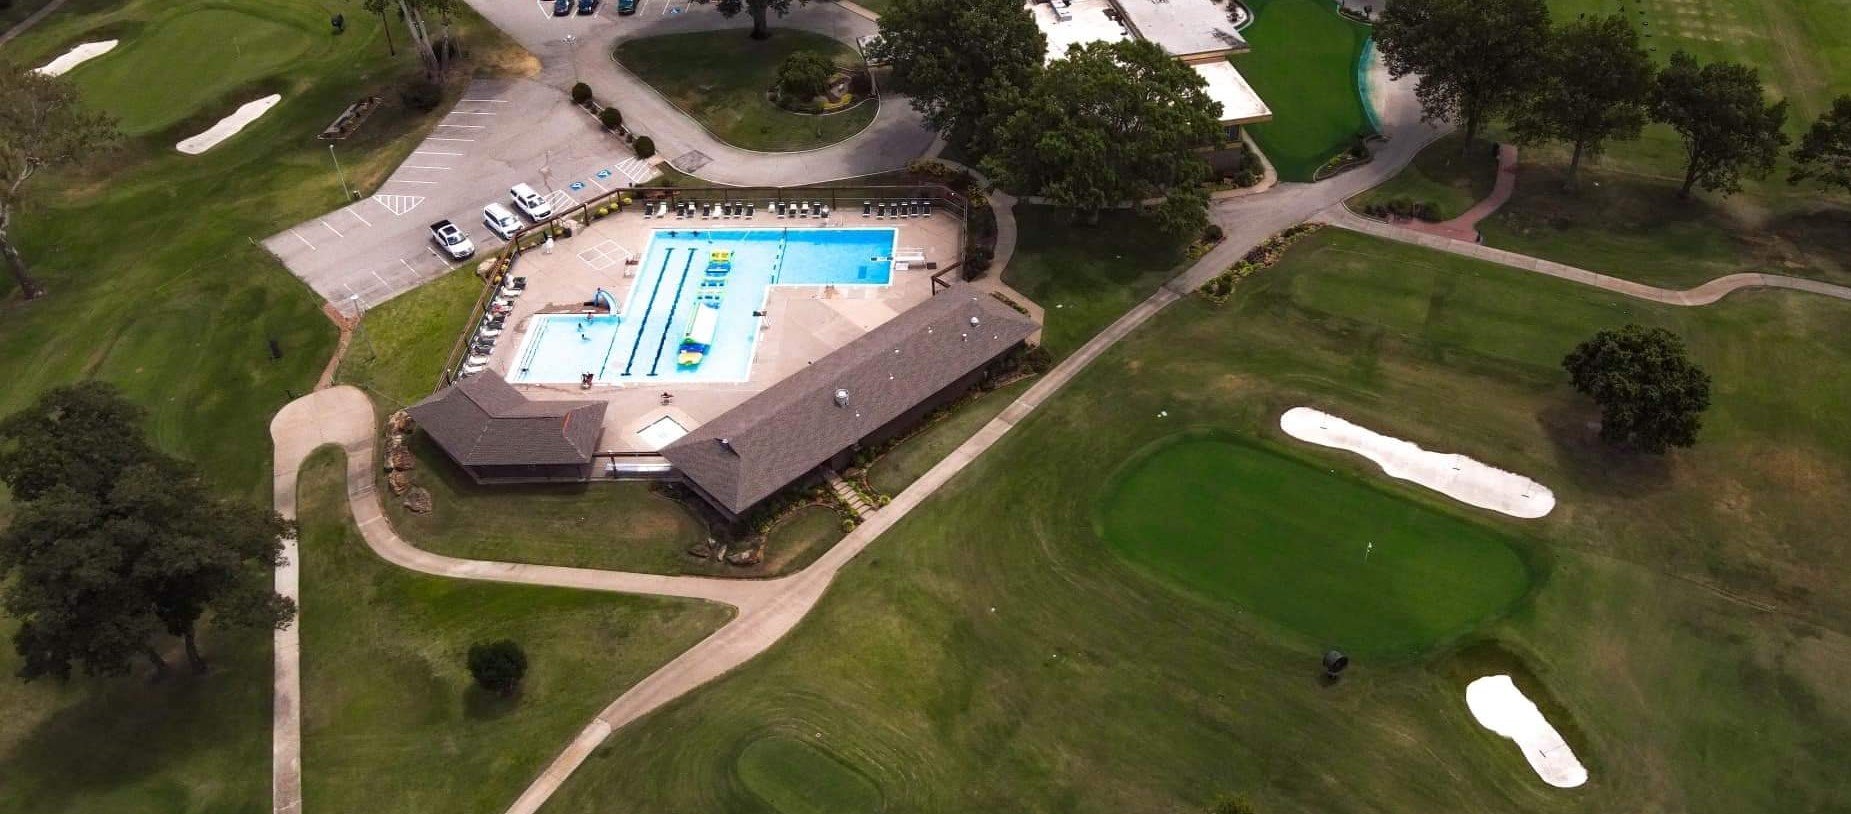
<box><xmin>736</xmin><ymin>735</ymin><xmax>884</xmax><ymax>814</ymax></box>
<box><xmin>294</xmin><ymin>448</ymin><xmax>731</xmax><ymax>813</ymax></box>
<box><xmin>337</xmin><ymin>267</ymin><xmax>486</xmax><ymax>408</ymax></box>
<box><xmin>539</xmin><ymin>229</ymin><xmax>1851</xmax><ymax>814</ymax></box>
<box><xmin>1231</xmin><ymin>0</ymin><xmax>1375</xmax><ymax>181</ymax></box>
<box><xmin>1101</xmin><ymin>433</ymin><xmax>1532</xmax><ymax>657</ymax></box>
<box><xmin>1350</xmin><ymin>133</ymin><xmax>1500</xmax><ymax>221</ymax></box>
<box><xmin>615</xmin><ymin>30</ymin><xmax>878</xmax><ymax>152</ymax></box>
<box><xmin>1002</xmin><ymin>205</ymin><xmax>1190</xmax><ymax>358</ymax></box>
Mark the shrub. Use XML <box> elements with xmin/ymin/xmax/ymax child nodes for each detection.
<box><xmin>596</xmin><ymin>206</ymin><xmax>610</xmax><ymax>217</ymax></box>
<box><xmin>777</xmin><ymin>51</ymin><xmax>835</xmax><ymax>100</ymax></box>
<box><xmin>1202</xmin><ymin>223</ymin><xmax>1225</xmax><ymax>243</ymax></box>
<box><xmin>839</xmin><ymin>518</ymin><xmax>856</xmax><ymax>533</ymax></box>
<box><xmin>1413</xmin><ymin>201</ymin><xmax>1441</xmax><ymax>222</ymax></box>
<box><xmin>1023</xmin><ymin>345</ymin><xmax>1054</xmax><ymax>374</ymax></box>
<box><xmin>570</xmin><ymin>82</ymin><xmax>593</xmax><ymax>105</ymax></box>
<box><xmin>598</xmin><ymin>106</ymin><xmax>622</xmax><ymax>130</ymax></box>
<box><xmin>633</xmin><ymin>136</ymin><xmax>656</xmax><ymax>159</ymax></box>
<box><xmin>399</xmin><ymin>78</ymin><xmax>444</xmax><ymax>112</ymax></box>
<box><xmin>466</xmin><ymin>639</ymin><xmax>528</xmax><ymax>695</ymax></box>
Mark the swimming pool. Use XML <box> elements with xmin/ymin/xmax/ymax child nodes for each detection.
<box><xmin>509</xmin><ymin>228</ymin><xmax>896</xmax><ymax>384</ymax></box>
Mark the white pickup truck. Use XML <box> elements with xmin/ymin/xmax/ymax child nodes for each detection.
<box><xmin>430</xmin><ymin>219</ymin><xmax>475</xmax><ymax>260</ymax></box>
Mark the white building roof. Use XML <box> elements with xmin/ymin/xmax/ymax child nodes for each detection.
<box><xmin>1030</xmin><ymin>0</ymin><xmax>1131</xmax><ymax>63</ymax></box>
<box><xmin>1192</xmin><ymin>60</ymin><xmax>1272</xmax><ymax>125</ymax></box>
<box><xmin>1114</xmin><ymin>0</ymin><xmax>1247</xmax><ymax>59</ymax></box>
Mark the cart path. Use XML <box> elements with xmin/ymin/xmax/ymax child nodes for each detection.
<box><xmin>1400</xmin><ymin>142</ymin><xmax>1519</xmax><ymax>242</ymax></box>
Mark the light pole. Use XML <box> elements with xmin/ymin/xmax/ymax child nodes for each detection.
<box><xmin>564</xmin><ymin>34</ymin><xmax>579</xmax><ymax>83</ymax></box>
<box><xmin>329</xmin><ymin>143</ymin><xmax>353</xmax><ymax>201</ymax></box>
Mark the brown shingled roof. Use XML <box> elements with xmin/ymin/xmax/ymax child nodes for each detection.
<box><xmin>662</xmin><ymin>288</ymin><xmax>1038</xmax><ymax>515</ymax></box>
<box><xmin>406</xmin><ymin>371</ymin><xmax>606</xmax><ymax>466</ymax></box>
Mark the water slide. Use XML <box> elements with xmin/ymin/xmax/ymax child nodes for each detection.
<box><xmin>677</xmin><ymin>302</ymin><xmax>721</xmax><ymax>368</ymax></box>
<box><xmin>594</xmin><ymin>288</ymin><xmax>618</xmax><ymax>313</ymax></box>
<box><xmin>647</xmin><ymin>249</ymin><xmax>701</xmax><ymax>376</ymax></box>
<box><xmin>621</xmin><ymin>249</ymin><xmax>677</xmax><ymax>377</ymax></box>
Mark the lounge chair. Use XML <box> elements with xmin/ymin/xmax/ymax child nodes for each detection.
<box><xmin>745</xmin><ymin>202</ymin><xmax>754</xmax><ymax>217</ymax></box>
<box><xmin>862</xmin><ymin>200</ymin><xmax>872</xmax><ymax>216</ymax></box>
<box><xmin>818</xmin><ymin>204</ymin><xmax>831</xmax><ymax>218</ymax></box>
<box><xmin>922</xmin><ymin>200</ymin><xmax>933</xmax><ymax>217</ymax></box>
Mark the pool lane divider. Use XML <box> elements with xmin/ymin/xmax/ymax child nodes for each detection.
<box><xmin>622</xmin><ymin>248</ymin><xmax>677</xmax><ymax>376</ymax></box>
<box><xmin>648</xmin><ymin>249</ymin><xmax>700</xmax><ymax>376</ymax></box>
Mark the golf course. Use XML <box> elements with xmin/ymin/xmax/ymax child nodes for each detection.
<box><xmin>1233</xmin><ymin>0</ymin><xmax>1376</xmax><ymax>181</ymax></box>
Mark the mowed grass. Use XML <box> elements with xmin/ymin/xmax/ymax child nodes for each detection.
<box><xmin>1002</xmin><ymin>205</ymin><xmax>1190</xmax><ymax>358</ymax></box>
<box><xmin>539</xmin><ymin>229</ymin><xmax>1851</xmax><ymax>814</ymax></box>
<box><xmin>1351</xmin><ymin>132</ymin><xmax>1501</xmax><ymax>220</ymax></box>
<box><xmin>64</xmin><ymin>5</ymin><xmax>314</xmax><ymax>135</ymax></box>
<box><xmin>1101</xmin><ymin>434</ymin><xmax>1531</xmax><ymax>657</ymax></box>
<box><xmin>615</xmin><ymin>30</ymin><xmax>878</xmax><ymax>152</ymax></box>
<box><xmin>337</xmin><ymin>266</ymin><xmax>486</xmax><ymax>408</ymax></box>
<box><xmin>1232</xmin><ymin>0</ymin><xmax>1375</xmax><ymax>181</ymax></box>
<box><xmin>866</xmin><ymin>379</ymin><xmax>1030</xmax><ymax>495</ymax></box>
<box><xmin>293</xmin><ymin>449</ymin><xmax>731</xmax><ymax>813</ymax></box>
<box><xmin>736</xmin><ymin>735</ymin><xmax>884</xmax><ymax>814</ymax></box>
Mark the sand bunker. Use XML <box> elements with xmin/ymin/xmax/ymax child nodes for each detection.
<box><xmin>1465</xmin><ymin>675</ymin><xmax>1587</xmax><ymax>788</ymax></box>
<box><xmin>1278</xmin><ymin>407</ymin><xmax>1555</xmax><ymax>519</ymax></box>
<box><xmin>175</xmin><ymin>95</ymin><xmax>282</xmax><ymax>155</ymax></box>
<box><xmin>34</xmin><ymin>40</ymin><xmax>120</xmax><ymax>77</ymax></box>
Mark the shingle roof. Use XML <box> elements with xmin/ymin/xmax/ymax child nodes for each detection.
<box><xmin>662</xmin><ymin>288</ymin><xmax>1039</xmax><ymax>515</ymax></box>
<box><xmin>407</xmin><ymin>371</ymin><xmax>606</xmax><ymax>466</ymax></box>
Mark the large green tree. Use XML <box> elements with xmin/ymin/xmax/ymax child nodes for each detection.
<box><xmin>700</xmin><ymin>0</ymin><xmax>809</xmax><ymax>40</ymax></box>
<box><xmin>1374</xmin><ymin>0</ymin><xmax>1551</xmax><ymax>151</ymax></box>
<box><xmin>0</xmin><ymin>384</ymin><xmax>295</xmax><ymax>680</ymax></box>
<box><xmin>1562</xmin><ymin>324</ymin><xmax>1712</xmax><ymax>454</ymax></box>
<box><xmin>1652</xmin><ymin>51</ymin><xmax>1788</xmax><ymax>199</ymax></box>
<box><xmin>984</xmin><ymin>40</ymin><xmax>1222</xmax><ymax>235</ymax></box>
<box><xmin>1789</xmin><ymin>94</ymin><xmax>1851</xmax><ymax>193</ymax></box>
<box><xmin>876</xmin><ymin>0</ymin><xmax>1045</xmax><ymax>156</ymax></box>
<box><xmin>1509</xmin><ymin>14</ymin><xmax>1653</xmax><ymax>190</ymax></box>
<box><xmin>0</xmin><ymin>64</ymin><xmax>120</xmax><ymax>301</ymax></box>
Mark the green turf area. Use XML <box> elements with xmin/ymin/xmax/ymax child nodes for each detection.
<box><xmin>759</xmin><ymin>504</ymin><xmax>848</xmax><ymax>573</ymax></box>
<box><xmin>736</xmin><ymin>735</ymin><xmax>884</xmax><ymax>814</ymax></box>
<box><xmin>1002</xmin><ymin>205</ymin><xmax>1190</xmax><ymax>358</ymax></box>
<box><xmin>615</xmin><ymin>30</ymin><xmax>879</xmax><ymax>152</ymax></box>
<box><xmin>0</xmin><ymin>0</ymin><xmax>58</xmax><ymax>29</ymax></box>
<box><xmin>293</xmin><ymin>448</ymin><xmax>731</xmax><ymax>813</ymax></box>
<box><xmin>1101</xmin><ymin>434</ymin><xmax>1531</xmax><ymax>656</ymax></box>
<box><xmin>539</xmin><ymin>228</ymin><xmax>1851</xmax><ymax>814</ymax></box>
<box><xmin>866</xmin><ymin>380</ymin><xmax>1030</xmax><ymax>495</ymax></box>
<box><xmin>1350</xmin><ymin>133</ymin><xmax>1500</xmax><ymax>220</ymax></box>
<box><xmin>337</xmin><ymin>267</ymin><xmax>486</xmax><ymax>408</ymax></box>
<box><xmin>1231</xmin><ymin>0</ymin><xmax>1375</xmax><ymax>181</ymax></box>
<box><xmin>62</xmin><ymin>6</ymin><xmax>314</xmax><ymax>136</ymax></box>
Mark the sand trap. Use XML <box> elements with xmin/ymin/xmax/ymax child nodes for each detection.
<box><xmin>1466</xmin><ymin>675</ymin><xmax>1587</xmax><ymax>788</ymax></box>
<box><xmin>1278</xmin><ymin>407</ymin><xmax>1555</xmax><ymax>519</ymax></box>
<box><xmin>175</xmin><ymin>94</ymin><xmax>282</xmax><ymax>155</ymax></box>
<box><xmin>34</xmin><ymin>40</ymin><xmax>120</xmax><ymax>77</ymax></box>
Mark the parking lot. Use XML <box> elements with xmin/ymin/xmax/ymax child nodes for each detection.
<box><xmin>264</xmin><ymin>77</ymin><xmax>656</xmax><ymax>316</ymax></box>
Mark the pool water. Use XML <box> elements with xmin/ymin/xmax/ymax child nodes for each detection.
<box><xmin>509</xmin><ymin>228</ymin><xmax>895</xmax><ymax>384</ymax></box>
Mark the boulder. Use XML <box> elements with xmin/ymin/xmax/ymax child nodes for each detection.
<box><xmin>388</xmin><ymin>410</ymin><xmax>414</xmax><ymax>434</ymax></box>
<box><xmin>386</xmin><ymin>471</ymin><xmax>412</xmax><ymax>495</ymax></box>
<box><xmin>726</xmin><ymin>545</ymin><xmax>765</xmax><ymax>566</ymax></box>
<box><xmin>386</xmin><ymin>446</ymin><xmax>416</xmax><ymax>472</ymax></box>
<box><xmin>402</xmin><ymin>486</ymin><xmax>433</xmax><ymax>514</ymax></box>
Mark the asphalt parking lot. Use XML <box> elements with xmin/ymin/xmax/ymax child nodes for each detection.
<box><xmin>264</xmin><ymin>77</ymin><xmax>655</xmax><ymax>315</ymax></box>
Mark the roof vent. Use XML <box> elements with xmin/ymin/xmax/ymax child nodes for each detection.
<box><xmin>717</xmin><ymin>437</ymin><xmax>735</xmax><ymax>454</ymax></box>
<box><xmin>961</xmin><ymin>332</ymin><xmax>969</xmax><ymax>341</ymax></box>
<box><xmin>834</xmin><ymin>388</ymin><xmax>850</xmax><ymax>408</ymax></box>
<box><xmin>970</xmin><ymin>316</ymin><xmax>981</xmax><ymax>327</ymax></box>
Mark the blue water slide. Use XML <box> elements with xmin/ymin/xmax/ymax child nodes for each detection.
<box><xmin>594</xmin><ymin>288</ymin><xmax>618</xmax><ymax>313</ymax></box>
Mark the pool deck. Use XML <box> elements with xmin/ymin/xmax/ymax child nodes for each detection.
<box><xmin>483</xmin><ymin>208</ymin><xmax>967</xmax><ymax>453</ymax></box>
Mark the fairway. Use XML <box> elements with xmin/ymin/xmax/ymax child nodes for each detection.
<box><xmin>1232</xmin><ymin>0</ymin><xmax>1375</xmax><ymax>181</ymax></box>
<box><xmin>736</xmin><ymin>736</ymin><xmax>883</xmax><ymax>814</ymax></box>
<box><xmin>66</xmin><ymin>6</ymin><xmax>317</xmax><ymax>135</ymax></box>
<box><xmin>615</xmin><ymin>31</ymin><xmax>878</xmax><ymax>152</ymax></box>
<box><xmin>1100</xmin><ymin>434</ymin><xmax>1532</xmax><ymax>656</ymax></box>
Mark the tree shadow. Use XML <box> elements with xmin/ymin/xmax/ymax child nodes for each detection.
<box><xmin>1534</xmin><ymin>397</ymin><xmax>1673</xmax><ymax>499</ymax></box>
<box><xmin>462</xmin><ymin>684</ymin><xmax>523</xmax><ymax>721</ymax></box>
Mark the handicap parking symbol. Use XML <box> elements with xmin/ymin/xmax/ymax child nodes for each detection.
<box><xmin>569</xmin><ymin>181</ymin><xmax>586</xmax><ymax>192</ymax></box>
<box><xmin>596</xmin><ymin>169</ymin><xmax>613</xmax><ymax>180</ymax></box>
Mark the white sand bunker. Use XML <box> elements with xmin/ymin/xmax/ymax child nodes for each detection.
<box><xmin>34</xmin><ymin>40</ymin><xmax>120</xmax><ymax>77</ymax></box>
<box><xmin>1278</xmin><ymin>407</ymin><xmax>1555</xmax><ymax>519</ymax></box>
<box><xmin>1466</xmin><ymin>675</ymin><xmax>1587</xmax><ymax>788</ymax></box>
<box><xmin>175</xmin><ymin>95</ymin><xmax>283</xmax><ymax>155</ymax></box>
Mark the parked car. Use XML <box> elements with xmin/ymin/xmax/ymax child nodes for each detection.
<box><xmin>429</xmin><ymin>219</ymin><xmax>475</xmax><ymax>260</ymax></box>
<box><xmin>617</xmin><ymin>0</ymin><xmax>637</xmax><ymax>14</ymax></box>
<box><xmin>578</xmin><ymin>0</ymin><xmax>600</xmax><ymax>14</ymax></box>
<box><xmin>510</xmin><ymin>183</ymin><xmax>555</xmax><ymax>221</ymax></box>
<box><xmin>553</xmin><ymin>0</ymin><xmax>573</xmax><ymax>16</ymax></box>
<box><xmin>482</xmin><ymin>202</ymin><xmax>522</xmax><ymax>240</ymax></box>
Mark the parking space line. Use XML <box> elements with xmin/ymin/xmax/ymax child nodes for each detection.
<box><xmin>403</xmin><ymin>165</ymin><xmax>452</xmax><ymax>170</ymax></box>
<box><xmin>400</xmin><ymin>258</ymin><xmax>419</xmax><ymax>277</ymax></box>
<box><xmin>447</xmin><ymin>111</ymin><xmax>497</xmax><ymax>116</ymax></box>
<box><xmin>426</xmin><ymin>137</ymin><xmax>475</xmax><ymax>142</ymax></box>
<box><xmin>290</xmin><ymin>229</ymin><xmax>316</xmax><ymax>251</ymax></box>
<box><xmin>373</xmin><ymin>270</ymin><xmax>392</xmax><ymax>287</ymax></box>
<box><xmin>320</xmin><ymin>220</ymin><xmax>344</xmax><ymax>238</ymax></box>
<box><xmin>413</xmin><ymin>150</ymin><xmax>464</xmax><ymax>156</ymax></box>
<box><xmin>348</xmin><ymin>207</ymin><xmax>373</xmax><ymax>228</ymax></box>
<box><xmin>387</xmin><ymin>179</ymin><xmax>439</xmax><ymax>185</ymax></box>
<box><xmin>588</xmin><ymin>176</ymin><xmax>611</xmax><ymax>192</ymax></box>
<box><xmin>435</xmin><ymin>123</ymin><xmax>486</xmax><ymax>129</ymax></box>
<box><xmin>460</xmin><ymin>98</ymin><xmax>508</xmax><ymax>103</ymax></box>
<box><xmin>427</xmin><ymin>247</ymin><xmax>456</xmax><ymax>269</ymax></box>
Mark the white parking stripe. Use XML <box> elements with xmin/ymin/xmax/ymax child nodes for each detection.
<box><xmin>403</xmin><ymin>165</ymin><xmax>452</xmax><ymax>170</ymax></box>
<box><xmin>427</xmin><ymin>247</ymin><xmax>456</xmax><ymax>268</ymax></box>
<box><xmin>588</xmin><ymin>176</ymin><xmax>610</xmax><ymax>192</ymax></box>
<box><xmin>447</xmin><ymin>111</ymin><xmax>498</xmax><ymax>115</ymax></box>
<box><xmin>348</xmin><ymin>207</ymin><xmax>373</xmax><ymax>228</ymax></box>
<box><xmin>373</xmin><ymin>270</ymin><xmax>391</xmax><ymax>287</ymax></box>
<box><xmin>435</xmin><ymin>123</ymin><xmax>486</xmax><ymax>129</ymax></box>
<box><xmin>426</xmin><ymin>137</ymin><xmax>475</xmax><ymax>142</ymax></box>
<box><xmin>413</xmin><ymin>150</ymin><xmax>464</xmax><ymax>156</ymax></box>
<box><xmin>400</xmin><ymin>258</ymin><xmax>419</xmax><ymax>276</ymax></box>
<box><xmin>320</xmin><ymin>220</ymin><xmax>344</xmax><ymax>238</ymax></box>
<box><xmin>387</xmin><ymin>179</ymin><xmax>439</xmax><ymax>185</ymax></box>
<box><xmin>290</xmin><ymin>229</ymin><xmax>316</xmax><ymax>251</ymax></box>
<box><xmin>460</xmin><ymin>99</ymin><xmax>508</xmax><ymax>103</ymax></box>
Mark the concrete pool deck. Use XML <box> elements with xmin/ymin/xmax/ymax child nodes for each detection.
<box><xmin>483</xmin><ymin>209</ymin><xmax>965</xmax><ymax>452</ymax></box>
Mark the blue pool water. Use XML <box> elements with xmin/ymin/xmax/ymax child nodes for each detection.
<box><xmin>509</xmin><ymin>228</ymin><xmax>896</xmax><ymax>384</ymax></box>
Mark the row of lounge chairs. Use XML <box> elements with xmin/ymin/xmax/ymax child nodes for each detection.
<box><xmin>861</xmin><ymin>200</ymin><xmax>932</xmax><ymax>218</ymax></box>
<box><xmin>460</xmin><ymin>276</ymin><xmax>526</xmax><ymax>376</ymax></box>
<box><xmin>637</xmin><ymin>198</ymin><xmax>937</xmax><ymax>219</ymax></box>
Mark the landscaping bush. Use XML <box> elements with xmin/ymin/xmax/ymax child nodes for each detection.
<box><xmin>777</xmin><ymin>51</ymin><xmax>835</xmax><ymax>101</ymax></box>
<box><xmin>571</xmin><ymin>82</ymin><xmax>593</xmax><ymax>105</ymax></box>
<box><xmin>598</xmin><ymin>106</ymin><xmax>623</xmax><ymax>130</ymax></box>
<box><xmin>1202</xmin><ymin>223</ymin><xmax>1225</xmax><ymax>243</ymax></box>
<box><xmin>633</xmin><ymin>136</ymin><xmax>656</xmax><ymax>159</ymax></box>
<box><xmin>466</xmin><ymin>639</ymin><xmax>528</xmax><ymax>696</ymax></box>
<box><xmin>1023</xmin><ymin>345</ymin><xmax>1054</xmax><ymax>374</ymax></box>
<box><xmin>399</xmin><ymin>78</ymin><xmax>444</xmax><ymax>112</ymax></box>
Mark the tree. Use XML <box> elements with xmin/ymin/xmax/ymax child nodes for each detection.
<box><xmin>1509</xmin><ymin>14</ymin><xmax>1653</xmax><ymax>190</ymax></box>
<box><xmin>467</xmin><ymin>639</ymin><xmax>528</xmax><ymax>695</ymax></box>
<box><xmin>360</xmin><ymin>0</ymin><xmax>397</xmax><ymax>55</ymax></box>
<box><xmin>0</xmin><ymin>384</ymin><xmax>295</xmax><ymax>680</ymax></box>
<box><xmin>1374</xmin><ymin>0</ymin><xmax>1551</xmax><ymax>151</ymax></box>
<box><xmin>364</xmin><ymin>0</ymin><xmax>445</xmax><ymax>80</ymax></box>
<box><xmin>1652</xmin><ymin>51</ymin><xmax>1788</xmax><ymax>199</ymax></box>
<box><xmin>634</xmin><ymin>135</ymin><xmax>656</xmax><ymax>159</ymax></box>
<box><xmin>698</xmin><ymin>0</ymin><xmax>809</xmax><ymax>40</ymax></box>
<box><xmin>876</xmin><ymin>0</ymin><xmax>1045</xmax><ymax>156</ymax></box>
<box><xmin>1562</xmin><ymin>324</ymin><xmax>1712</xmax><ymax>453</ymax></box>
<box><xmin>1789</xmin><ymin>94</ymin><xmax>1851</xmax><ymax>193</ymax></box>
<box><xmin>777</xmin><ymin>50</ymin><xmax>835</xmax><ymax>100</ymax></box>
<box><xmin>0</xmin><ymin>65</ymin><xmax>120</xmax><ymax>301</ymax></box>
<box><xmin>983</xmin><ymin>40</ymin><xmax>1222</xmax><ymax>235</ymax></box>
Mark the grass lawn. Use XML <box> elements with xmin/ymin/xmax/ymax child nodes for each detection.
<box><xmin>615</xmin><ymin>30</ymin><xmax>878</xmax><ymax>152</ymax></box>
<box><xmin>1231</xmin><ymin>0</ymin><xmax>1375</xmax><ymax>181</ymax></box>
<box><xmin>1101</xmin><ymin>433</ymin><xmax>1532</xmax><ymax>657</ymax></box>
<box><xmin>293</xmin><ymin>448</ymin><xmax>731</xmax><ymax>813</ymax></box>
<box><xmin>337</xmin><ymin>267</ymin><xmax>486</xmax><ymax>408</ymax></box>
<box><xmin>1351</xmin><ymin>132</ymin><xmax>1500</xmax><ymax>220</ymax></box>
<box><xmin>540</xmin><ymin>229</ymin><xmax>1851</xmax><ymax>814</ymax></box>
<box><xmin>866</xmin><ymin>379</ymin><xmax>1030</xmax><ymax>496</ymax></box>
<box><xmin>1002</xmin><ymin>205</ymin><xmax>1191</xmax><ymax>358</ymax></box>
<box><xmin>758</xmin><ymin>504</ymin><xmax>848</xmax><ymax>574</ymax></box>
<box><xmin>735</xmin><ymin>734</ymin><xmax>884</xmax><ymax>814</ymax></box>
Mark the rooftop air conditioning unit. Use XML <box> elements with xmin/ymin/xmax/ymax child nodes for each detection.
<box><xmin>834</xmin><ymin>388</ymin><xmax>850</xmax><ymax>407</ymax></box>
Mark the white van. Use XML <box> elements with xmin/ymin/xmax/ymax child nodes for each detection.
<box><xmin>510</xmin><ymin>183</ymin><xmax>554</xmax><ymax>221</ymax></box>
<box><xmin>482</xmin><ymin>202</ymin><xmax>522</xmax><ymax>240</ymax></box>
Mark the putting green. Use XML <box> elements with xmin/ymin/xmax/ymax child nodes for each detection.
<box><xmin>68</xmin><ymin>7</ymin><xmax>315</xmax><ymax>135</ymax></box>
<box><xmin>1099</xmin><ymin>434</ymin><xmax>1532</xmax><ymax>657</ymax></box>
<box><xmin>736</xmin><ymin>735</ymin><xmax>883</xmax><ymax>814</ymax></box>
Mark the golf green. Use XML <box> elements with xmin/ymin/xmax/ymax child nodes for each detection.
<box><xmin>736</xmin><ymin>735</ymin><xmax>883</xmax><ymax>814</ymax></box>
<box><xmin>1099</xmin><ymin>434</ymin><xmax>1532</xmax><ymax>657</ymax></box>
